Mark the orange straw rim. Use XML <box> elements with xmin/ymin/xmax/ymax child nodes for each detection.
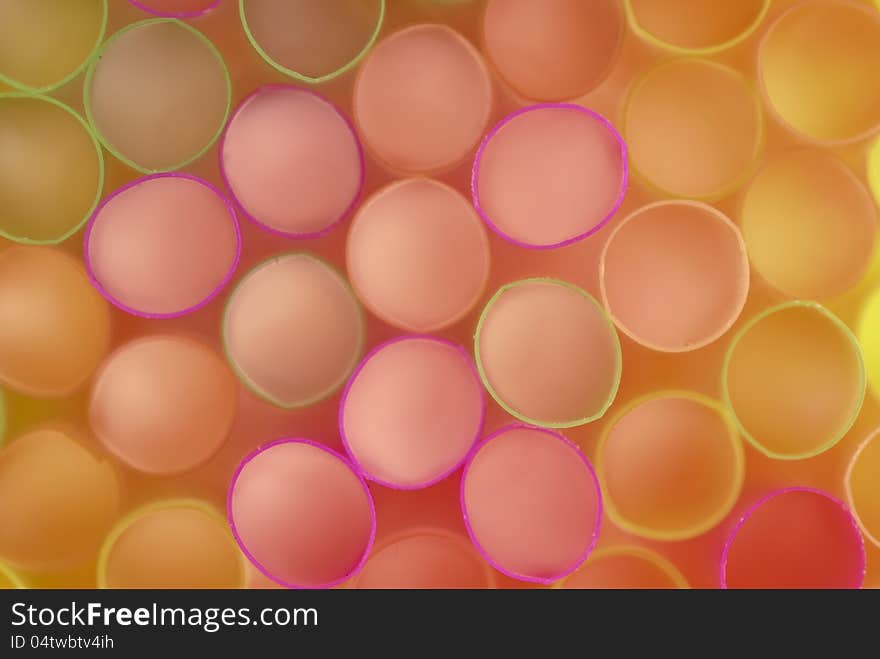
<box><xmin>553</xmin><ymin>545</ymin><xmax>689</xmax><ymax>589</ymax></box>
<box><xmin>844</xmin><ymin>427</ymin><xmax>880</xmax><ymax>549</ymax></box>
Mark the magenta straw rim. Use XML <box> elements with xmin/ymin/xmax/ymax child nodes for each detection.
<box><xmin>719</xmin><ymin>486</ymin><xmax>866</xmax><ymax>589</ymax></box>
<box><xmin>471</xmin><ymin>103</ymin><xmax>629</xmax><ymax>250</ymax></box>
<box><xmin>227</xmin><ymin>437</ymin><xmax>377</xmax><ymax>590</ymax></box>
<box><xmin>127</xmin><ymin>0</ymin><xmax>221</xmax><ymax>18</ymax></box>
<box><xmin>338</xmin><ymin>334</ymin><xmax>488</xmax><ymax>491</ymax></box>
<box><xmin>459</xmin><ymin>423</ymin><xmax>603</xmax><ymax>584</ymax></box>
<box><xmin>83</xmin><ymin>172</ymin><xmax>242</xmax><ymax>319</ymax></box>
<box><xmin>218</xmin><ymin>84</ymin><xmax>366</xmax><ymax>240</ymax></box>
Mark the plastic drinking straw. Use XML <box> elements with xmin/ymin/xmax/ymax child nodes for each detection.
<box><xmin>349</xmin><ymin>528</ymin><xmax>496</xmax><ymax>589</ymax></box>
<box><xmin>353</xmin><ymin>24</ymin><xmax>492</xmax><ymax>175</ymax></box>
<box><xmin>89</xmin><ymin>335</ymin><xmax>238</xmax><ymax>476</ymax></box>
<box><xmin>600</xmin><ymin>201</ymin><xmax>749</xmax><ymax>353</ymax></box>
<box><xmin>596</xmin><ymin>391</ymin><xmax>745</xmax><ymax>541</ymax></box>
<box><xmin>845</xmin><ymin>428</ymin><xmax>880</xmax><ymax>548</ymax></box>
<box><xmin>758</xmin><ymin>0</ymin><xmax>880</xmax><ymax>145</ymax></box>
<box><xmin>869</xmin><ymin>137</ymin><xmax>880</xmax><ymax>208</ymax></box>
<box><xmin>0</xmin><ymin>428</ymin><xmax>121</xmax><ymax>572</ymax></box>
<box><xmin>84</xmin><ymin>174</ymin><xmax>241</xmax><ymax>319</ymax></box>
<box><xmin>128</xmin><ymin>0</ymin><xmax>220</xmax><ymax>18</ymax></box>
<box><xmin>623</xmin><ymin>0</ymin><xmax>770</xmax><ymax>55</ymax></box>
<box><xmin>623</xmin><ymin>58</ymin><xmax>763</xmax><ymax>200</ymax></box>
<box><xmin>482</xmin><ymin>0</ymin><xmax>624</xmax><ymax>101</ymax></box>
<box><xmin>98</xmin><ymin>500</ymin><xmax>245</xmax><ymax>589</ymax></box>
<box><xmin>346</xmin><ymin>179</ymin><xmax>490</xmax><ymax>333</ymax></box>
<box><xmin>721</xmin><ymin>488</ymin><xmax>865</xmax><ymax>589</ymax></box>
<box><xmin>83</xmin><ymin>18</ymin><xmax>231</xmax><ymax>174</ymax></box>
<box><xmin>741</xmin><ymin>150</ymin><xmax>877</xmax><ymax>300</ymax></box>
<box><xmin>556</xmin><ymin>546</ymin><xmax>688</xmax><ymax>589</ymax></box>
<box><xmin>722</xmin><ymin>301</ymin><xmax>866</xmax><ymax>461</ymax></box>
<box><xmin>0</xmin><ymin>246</ymin><xmax>111</xmax><ymax>398</ymax></box>
<box><xmin>472</xmin><ymin>104</ymin><xmax>627</xmax><ymax>249</ymax></box>
<box><xmin>0</xmin><ymin>0</ymin><xmax>107</xmax><ymax>94</ymax></box>
<box><xmin>219</xmin><ymin>85</ymin><xmax>364</xmax><ymax>239</ymax></box>
<box><xmin>857</xmin><ymin>288</ymin><xmax>880</xmax><ymax>399</ymax></box>
<box><xmin>0</xmin><ymin>94</ymin><xmax>104</xmax><ymax>245</ymax></box>
<box><xmin>339</xmin><ymin>336</ymin><xmax>486</xmax><ymax>490</ymax></box>
<box><xmin>240</xmin><ymin>0</ymin><xmax>385</xmax><ymax>84</ymax></box>
<box><xmin>228</xmin><ymin>438</ymin><xmax>376</xmax><ymax>589</ymax></box>
<box><xmin>0</xmin><ymin>561</ymin><xmax>25</xmax><ymax>589</ymax></box>
<box><xmin>223</xmin><ymin>253</ymin><xmax>365</xmax><ymax>409</ymax></box>
<box><xmin>475</xmin><ymin>278</ymin><xmax>622</xmax><ymax>429</ymax></box>
<box><xmin>461</xmin><ymin>424</ymin><xmax>602</xmax><ymax>584</ymax></box>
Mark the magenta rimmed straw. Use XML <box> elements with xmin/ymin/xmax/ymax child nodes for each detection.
<box><xmin>719</xmin><ymin>486</ymin><xmax>866</xmax><ymax>589</ymax></box>
<box><xmin>338</xmin><ymin>334</ymin><xmax>487</xmax><ymax>491</ymax></box>
<box><xmin>471</xmin><ymin>103</ymin><xmax>629</xmax><ymax>250</ymax></box>
<box><xmin>127</xmin><ymin>0</ymin><xmax>221</xmax><ymax>18</ymax></box>
<box><xmin>227</xmin><ymin>437</ymin><xmax>377</xmax><ymax>590</ymax></box>
<box><xmin>83</xmin><ymin>172</ymin><xmax>242</xmax><ymax>319</ymax></box>
<box><xmin>459</xmin><ymin>423</ymin><xmax>603</xmax><ymax>585</ymax></box>
<box><xmin>218</xmin><ymin>84</ymin><xmax>366</xmax><ymax>240</ymax></box>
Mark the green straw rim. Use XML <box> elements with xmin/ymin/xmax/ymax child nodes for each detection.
<box><xmin>82</xmin><ymin>18</ymin><xmax>231</xmax><ymax>174</ymax></box>
<box><xmin>474</xmin><ymin>277</ymin><xmax>623</xmax><ymax>429</ymax></box>
<box><xmin>623</xmin><ymin>0</ymin><xmax>771</xmax><ymax>56</ymax></box>
<box><xmin>97</xmin><ymin>498</ymin><xmax>245</xmax><ymax>589</ymax></box>
<box><xmin>0</xmin><ymin>0</ymin><xmax>108</xmax><ymax>94</ymax></box>
<box><xmin>239</xmin><ymin>0</ymin><xmax>386</xmax><ymax>84</ymax></box>
<box><xmin>721</xmin><ymin>300</ymin><xmax>867</xmax><ymax>461</ymax></box>
<box><xmin>0</xmin><ymin>560</ymin><xmax>25</xmax><ymax>589</ymax></box>
<box><xmin>221</xmin><ymin>252</ymin><xmax>366</xmax><ymax>410</ymax></box>
<box><xmin>595</xmin><ymin>389</ymin><xmax>745</xmax><ymax>541</ymax></box>
<box><xmin>0</xmin><ymin>92</ymin><xmax>105</xmax><ymax>245</ymax></box>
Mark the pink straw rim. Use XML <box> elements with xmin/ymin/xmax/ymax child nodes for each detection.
<box><xmin>127</xmin><ymin>0</ymin><xmax>221</xmax><ymax>18</ymax></box>
<box><xmin>719</xmin><ymin>486</ymin><xmax>866</xmax><ymax>589</ymax></box>
<box><xmin>218</xmin><ymin>84</ymin><xmax>366</xmax><ymax>240</ymax></box>
<box><xmin>460</xmin><ymin>423</ymin><xmax>603</xmax><ymax>584</ymax></box>
<box><xmin>83</xmin><ymin>172</ymin><xmax>242</xmax><ymax>319</ymax></box>
<box><xmin>471</xmin><ymin>103</ymin><xmax>629</xmax><ymax>250</ymax></box>
<box><xmin>338</xmin><ymin>334</ymin><xmax>487</xmax><ymax>491</ymax></box>
<box><xmin>226</xmin><ymin>437</ymin><xmax>377</xmax><ymax>590</ymax></box>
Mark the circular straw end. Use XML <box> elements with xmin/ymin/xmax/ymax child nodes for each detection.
<box><xmin>240</xmin><ymin>0</ymin><xmax>385</xmax><ymax>83</ymax></box>
<box><xmin>482</xmin><ymin>0</ymin><xmax>624</xmax><ymax>101</ymax></box>
<box><xmin>99</xmin><ymin>500</ymin><xmax>244</xmax><ymax>589</ymax></box>
<box><xmin>475</xmin><ymin>278</ymin><xmax>621</xmax><ymax>428</ymax></box>
<box><xmin>84</xmin><ymin>18</ymin><xmax>230</xmax><ymax>173</ymax></box>
<box><xmin>472</xmin><ymin>104</ymin><xmax>627</xmax><ymax>249</ymax></box>
<box><xmin>85</xmin><ymin>174</ymin><xmax>240</xmax><ymax>318</ymax></box>
<box><xmin>354</xmin><ymin>23</ymin><xmax>492</xmax><ymax>174</ymax></box>
<box><xmin>220</xmin><ymin>85</ymin><xmax>364</xmax><ymax>239</ymax></box>
<box><xmin>624</xmin><ymin>58</ymin><xmax>762</xmax><ymax>199</ymax></box>
<box><xmin>89</xmin><ymin>335</ymin><xmax>238</xmax><ymax>475</ymax></box>
<box><xmin>758</xmin><ymin>0</ymin><xmax>880</xmax><ymax>144</ymax></box>
<box><xmin>0</xmin><ymin>94</ymin><xmax>104</xmax><ymax>245</ymax></box>
<box><xmin>223</xmin><ymin>253</ymin><xmax>364</xmax><ymax>409</ymax></box>
<box><xmin>624</xmin><ymin>0</ymin><xmax>770</xmax><ymax>55</ymax></box>
<box><xmin>0</xmin><ymin>0</ymin><xmax>107</xmax><ymax>93</ymax></box>
<box><xmin>721</xmin><ymin>488</ymin><xmax>865</xmax><ymax>589</ymax></box>
<box><xmin>128</xmin><ymin>0</ymin><xmax>219</xmax><ymax>17</ymax></box>
<box><xmin>597</xmin><ymin>391</ymin><xmax>744</xmax><ymax>541</ymax></box>
<box><xmin>461</xmin><ymin>425</ymin><xmax>602</xmax><ymax>584</ymax></box>
<box><xmin>723</xmin><ymin>301</ymin><xmax>865</xmax><ymax>460</ymax></box>
<box><xmin>346</xmin><ymin>178</ymin><xmax>490</xmax><ymax>332</ymax></box>
<box><xmin>228</xmin><ymin>439</ymin><xmax>376</xmax><ymax>589</ymax></box>
<box><xmin>845</xmin><ymin>429</ymin><xmax>880</xmax><ymax>548</ymax></box>
<box><xmin>0</xmin><ymin>246</ymin><xmax>111</xmax><ymax>398</ymax></box>
<box><xmin>350</xmin><ymin>529</ymin><xmax>495</xmax><ymax>589</ymax></box>
<box><xmin>0</xmin><ymin>428</ymin><xmax>122</xmax><ymax>571</ymax></box>
<box><xmin>741</xmin><ymin>150</ymin><xmax>876</xmax><ymax>299</ymax></box>
<box><xmin>558</xmin><ymin>546</ymin><xmax>687</xmax><ymax>589</ymax></box>
<box><xmin>340</xmin><ymin>335</ymin><xmax>485</xmax><ymax>490</ymax></box>
<box><xmin>600</xmin><ymin>201</ymin><xmax>749</xmax><ymax>352</ymax></box>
